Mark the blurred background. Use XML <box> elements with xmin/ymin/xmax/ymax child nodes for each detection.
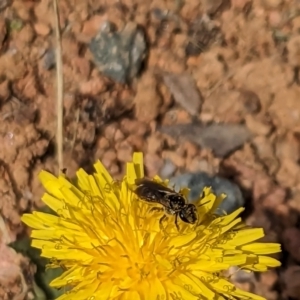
<box><xmin>0</xmin><ymin>0</ymin><xmax>299</xmax><ymax>299</ymax></box>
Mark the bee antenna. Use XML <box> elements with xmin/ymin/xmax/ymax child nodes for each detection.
<box><xmin>196</xmin><ymin>200</ymin><xmax>210</xmax><ymax>207</ymax></box>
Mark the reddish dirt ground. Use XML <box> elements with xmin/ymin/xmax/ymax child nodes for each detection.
<box><xmin>0</xmin><ymin>0</ymin><xmax>300</xmax><ymax>299</ymax></box>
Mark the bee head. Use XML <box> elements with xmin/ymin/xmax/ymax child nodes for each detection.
<box><xmin>179</xmin><ymin>204</ymin><xmax>197</xmax><ymax>224</ymax></box>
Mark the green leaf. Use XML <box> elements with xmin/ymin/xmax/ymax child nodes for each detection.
<box><xmin>9</xmin><ymin>237</ymin><xmax>47</xmax><ymax>268</ymax></box>
<box><xmin>10</xmin><ymin>237</ymin><xmax>64</xmax><ymax>299</ymax></box>
<box><xmin>36</xmin><ymin>268</ymin><xmax>65</xmax><ymax>299</ymax></box>
<box><xmin>32</xmin><ymin>280</ymin><xmax>47</xmax><ymax>300</ymax></box>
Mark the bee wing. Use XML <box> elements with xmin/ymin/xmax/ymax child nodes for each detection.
<box><xmin>135</xmin><ymin>178</ymin><xmax>174</xmax><ymax>193</ymax></box>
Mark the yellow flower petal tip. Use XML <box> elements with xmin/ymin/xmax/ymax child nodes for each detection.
<box><xmin>22</xmin><ymin>152</ymin><xmax>281</xmax><ymax>300</ymax></box>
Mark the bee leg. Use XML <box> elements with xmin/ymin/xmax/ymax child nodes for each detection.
<box><xmin>149</xmin><ymin>207</ymin><xmax>164</xmax><ymax>214</ymax></box>
<box><xmin>159</xmin><ymin>214</ymin><xmax>167</xmax><ymax>231</ymax></box>
<box><xmin>175</xmin><ymin>213</ymin><xmax>180</xmax><ymax>231</ymax></box>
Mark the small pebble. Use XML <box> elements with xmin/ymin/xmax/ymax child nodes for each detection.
<box><xmin>127</xmin><ymin>134</ymin><xmax>144</xmax><ymax>150</ymax></box>
<box><xmin>268</xmin><ymin>11</ymin><xmax>283</xmax><ymax>28</ymax></box>
<box><xmin>120</xmin><ymin>119</ymin><xmax>149</xmax><ymax>136</ymax></box>
<box><xmin>34</xmin><ymin>22</ymin><xmax>51</xmax><ymax>36</ymax></box>
<box><xmin>114</xmin><ymin>129</ymin><xmax>125</xmax><ymax>142</ymax></box>
<box><xmin>81</xmin><ymin>15</ymin><xmax>107</xmax><ymax>37</ymax></box>
<box><xmin>102</xmin><ymin>150</ymin><xmax>117</xmax><ymax>169</ymax></box>
<box><xmin>144</xmin><ymin>153</ymin><xmax>164</xmax><ymax>178</ymax></box>
<box><xmin>134</xmin><ymin>71</ymin><xmax>162</xmax><ymax>122</ymax></box>
<box><xmin>147</xmin><ymin>134</ymin><xmax>164</xmax><ymax>154</ymax></box>
<box><xmin>103</xmin><ymin>123</ymin><xmax>118</xmax><ymax>141</ymax></box>
<box><xmin>116</xmin><ymin>141</ymin><xmax>133</xmax><ymax>162</ymax></box>
<box><xmin>97</xmin><ymin>137</ymin><xmax>110</xmax><ymax>150</ymax></box>
<box><xmin>18</xmin><ymin>24</ymin><xmax>34</xmax><ymax>44</ymax></box>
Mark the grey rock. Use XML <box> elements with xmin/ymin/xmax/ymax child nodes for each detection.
<box><xmin>43</xmin><ymin>48</ymin><xmax>56</xmax><ymax>70</ymax></box>
<box><xmin>163</xmin><ymin>73</ymin><xmax>203</xmax><ymax>116</ymax></box>
<box><xmin>159</xmin><ymin>159</ymin><xmax>177</xmax><ymax>179</ymax></box>
<box><xmin>159</xmin><ymin>122</ymin><xmax>252</xmax><ymax>158</ymax></box>
<box><xmin>169</xmin><ymin>172</ymin><xmax>245</xmax><ymax>215</ymax></box>
<box><xmin>89</xmin><ymin>21</ymin><xmax>147</xmax><ymax>84</ymax></box>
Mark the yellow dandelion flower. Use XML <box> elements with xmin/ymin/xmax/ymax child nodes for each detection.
<box><xmin>22</xmin><ymin>152</ymin><xmax>281</xmax><ymax>300</ymax></box>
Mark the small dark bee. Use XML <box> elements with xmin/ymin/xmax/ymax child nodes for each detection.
<box><xmin>134</xmin><ymin>178</ymin><xmax>197</xmax><ymax>230</ymax></box>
